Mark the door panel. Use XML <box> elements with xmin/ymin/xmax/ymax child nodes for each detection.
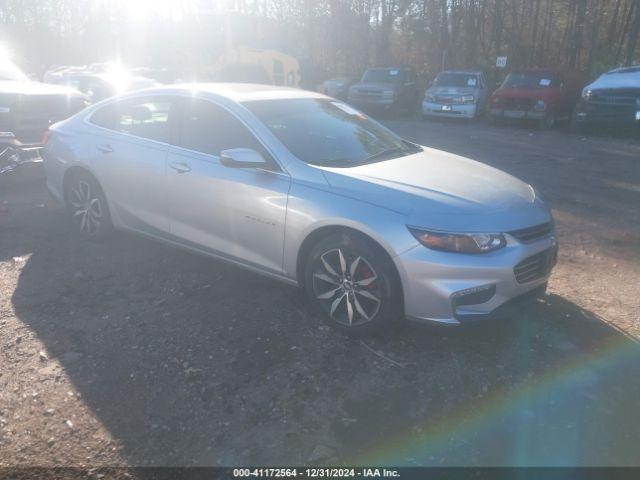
<box><xmin>92</xmin><ymin>132</ymin><xmax>169</xmax><ymax>234</ymax></box>
<box><xmin>86</xmin><ymin>95</ymin><xmax>178</xmax><ymax>235</ymax></box>
<box><xmin>167</xmin><ymin>147</ymin><xmax>290</xmax><ymax>273</ymax></box>
<box><xmin>167</xmin><ymin>97</ymin><xmax>290</xmax><ymax>274</ymax></box>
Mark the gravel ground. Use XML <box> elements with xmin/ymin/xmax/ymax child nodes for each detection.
<box><xmin>1</xmin><ymin>118</ymin><xmax>639</xmax><ymax>468</ymax></box>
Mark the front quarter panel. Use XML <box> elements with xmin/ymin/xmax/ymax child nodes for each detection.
<box><xmin>283</xmin><ymin>179</ymin><xmax>417</xmax><ymax>280</ymax></box>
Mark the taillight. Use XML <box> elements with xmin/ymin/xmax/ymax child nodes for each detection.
<box><xmin>42</xmin><ymin>129</ymin><xmax>51</xmax><ymax>146</ymax></box>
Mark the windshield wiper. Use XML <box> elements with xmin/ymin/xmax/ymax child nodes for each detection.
<box><xmin>362</xmin><ymin>147</ymin><xmax>406</xmax><ymax>163</ymax></box>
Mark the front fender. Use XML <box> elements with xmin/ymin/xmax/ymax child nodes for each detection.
<box><xmin>283</xmin><ymin>181</ymin><xmax>418</xmax><ymax>281</ymax></box>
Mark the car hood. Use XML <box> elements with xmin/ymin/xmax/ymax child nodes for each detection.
<box><xmin>0</xmin><ymin>80</ymin><xmax>82</xmax><ymax>97</ymax></box>
<box><xmin>427</xmin><ymin>86</ymin><xmax>478</xmax><ymax>96</ymax></box>
<box><xmin>585</xmin><ymin>71</ymin><xmax>640</xmax><ymax>91</ymax></box>
<box><xmin>319</xmin><ymin>148</ymin><xmax>551</xmax><ymax>232</ymax></box>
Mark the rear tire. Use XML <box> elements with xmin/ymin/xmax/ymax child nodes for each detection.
<box><xmin>64</xmin><ymin>171</ymin><xmax>113</xmax><ymax>241</ymax></box>
<box><xmin>304</xmin><ymin>231</ymin><xmax>402</xmax><ymax>335</ymax></box>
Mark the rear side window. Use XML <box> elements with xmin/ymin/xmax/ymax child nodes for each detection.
<box><xmin>89</xmin><ymin>96</ymin><xmax>176</xmax><ymax>143</ymax></box>
<box><xmin>177</xmin><ymin>98</ymin><xmax>270</xmax><ymax>160</ymax></box>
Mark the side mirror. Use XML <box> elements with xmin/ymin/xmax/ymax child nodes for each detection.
<box><xmin>220</xmin><ymin>148</ymin><xmax>268</xmax><ymax>169</ymax></box>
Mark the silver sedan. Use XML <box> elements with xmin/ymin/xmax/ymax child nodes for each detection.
<box><xmin>42</xmin><ymin>84</ymin><xmax>557</xmax><ymax>334</ymax></box>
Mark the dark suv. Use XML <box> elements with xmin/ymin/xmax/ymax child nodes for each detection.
<box><xmin>573</xmin><ymin>65</ymin><xmax>640</xmax><ymax>131</ymax></box>
<box><xmin>0</xmin><ymin>59</ymin><xmax>86</xmax><ymax>146</ymax></box>
<box><xmin>347</xmin><ymin>66</ymin><xmax>420</xmax><ymax>115</ymax></box>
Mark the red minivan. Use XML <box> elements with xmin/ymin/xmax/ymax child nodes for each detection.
<box><xmin>489</xmin><ymin>69</ymin><xmax>584</xmax><ymax>129</ymax></box>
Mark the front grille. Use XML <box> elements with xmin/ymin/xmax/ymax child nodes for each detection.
<box><xmin>589</xmin><ymin>89</ymin><xmax>640</xmax><ymax>106</ymax></box>
<box><xmin>436</xmin><ymin>96</ymin><xmax>452</xmax><ymax>104</ymax></box>
<box><xmin>514</xmin><ymin>247</ymin><xmax>558</xmax><ymax>284</ymax></box>
<box><xmin>508</xmin><ymin>222</ymin><xmax>553</xmax><ymax>243</ymax></box>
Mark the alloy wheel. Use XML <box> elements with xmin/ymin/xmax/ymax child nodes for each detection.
<box><xmin>312</xmin><ymin>248</ymin><xmax>382</xmax><ymax>327</ymax></box>
<box><xmin>69</xmin><ymin>180</ymin><xmax>102</xmax><ymax>236</ymax></box>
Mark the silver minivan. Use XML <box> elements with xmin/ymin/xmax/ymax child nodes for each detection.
<box><xmin>422</xmin><ymin>70</ymin><xmax>488</xmax><ymax>120</ymax></box>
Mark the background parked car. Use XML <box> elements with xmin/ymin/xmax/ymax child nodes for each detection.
<box><xmin>0</xmin><ymin>57</ymin><xmax>86</xmax><ymax>145</ymax></box>
<box><xmin>322</xmin><ymin>76</ymin><xmax>356</xmax><ymax>101</ymax></box>
<box><xmin>47</xmin><ymin>71</ymin><xmax>158</xmax><ymax>103</ymax></box>
<box><xmin>422</xmin><ymin>70</ymin><xmax>488</xmax><ymax>120</ymax></box>
<box><xmin>347</xmin><ymin>66</ymin><xmax>420</xmax><ymax>115</ymax></box>
<box><xmin>573</xmin><ymin>65</ymin><xmax>640</xmax><ymax>132</ymax></box>
<box><xmin>489</xmin><ymin>69</ymin><xmax>584</xmax><ymax>129</ymax></box>
<box><xmin>208</xmin><ymin>46</ymin><xmax>301</xmax><ymax>87</ymax></box>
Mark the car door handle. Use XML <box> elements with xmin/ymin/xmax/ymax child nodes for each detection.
<box><xmin>96</xmin><ymin>143</ymin><xmax>113</xmax><ymax>154</ymax></box>
<box><xmin>169</xmin><ymin>161</ymin><xmax>191</xmax><ymax>174</ymax></box>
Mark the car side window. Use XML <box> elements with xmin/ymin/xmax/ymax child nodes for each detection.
<box><xmin>177</xmin><ymin>98</ymin><xmax>273</xmax><ymax>164</ymax></box>
<box><xmin>89</xmin><ymin>96</ymin><xmax>177</xmax><ymax>143</ymax></box>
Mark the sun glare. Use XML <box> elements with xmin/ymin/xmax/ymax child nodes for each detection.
<box><xmin>125</xmin><ymin>0</ymin><xmax>186</xmax><ymax>21</ymax></box>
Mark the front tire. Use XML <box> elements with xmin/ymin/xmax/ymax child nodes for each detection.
<box><xmin>538</xmin><ymin>112</ymin><xmax>556</xmax><ymax>130</ymax></box>
<box><xmin>304</xmin><ymin>232</ymin><xmax>402</xmax><ymax>335</ymax></box>
<box><xmin>64</xmin><ymin>171</ymin><xmax>113</xmax><ymax>240</ymax></box>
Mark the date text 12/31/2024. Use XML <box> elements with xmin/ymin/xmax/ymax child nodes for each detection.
<box><xmin>233</xmin><ymin>468</ymin><xmax>401</xmax><ymax>478</ymax></box>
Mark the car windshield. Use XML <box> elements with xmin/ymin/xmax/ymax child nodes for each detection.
<box><xmin>361</xmin><ymin>68</ymin><xmax>404</xmax><ymax>84</ymax></box>
<box><xmin>502</xmin><ymin>72</ymin><xmax>556</xmax><ymax>89</ymax></box>
<box><xmin>0</xmin><ymin>60</ymin><xmax>28</xmax><ymax>81</ymax></box>
<box><xmin>244</xmin><ymin>98</ymin><xmax>421</xmax><ymax>167</ymax></box>
<box><xmin>435</xmin><ymin>73</ymin><xmax>479</xmax><ymax>87</ymax></box>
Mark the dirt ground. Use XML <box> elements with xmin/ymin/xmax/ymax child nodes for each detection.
<box><xmin>1</xmin><ymin>118</ymin><xmax>639</xmax><ymax>468</ymax></box>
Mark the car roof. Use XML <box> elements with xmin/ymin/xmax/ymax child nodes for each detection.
<box><xmin>607</xmin><ymin>65</ymin><xmax>640</xmax><ymax>74</ymax></box>
<box><xmin>137</xmin><ymin>83</ymin><xmax>327</xmax><ymax>102</ymax></box>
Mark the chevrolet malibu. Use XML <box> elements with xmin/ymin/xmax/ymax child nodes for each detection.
<box><xmin>43</xmin><ymin>84</ymin><xmax>557</xmax><ymax>334</ymax></box>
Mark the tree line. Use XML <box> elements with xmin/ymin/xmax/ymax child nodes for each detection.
<box><xmin>1</xmin><ymin>0</ymin><xmax>639</xmax><ymax>84</ymax></box>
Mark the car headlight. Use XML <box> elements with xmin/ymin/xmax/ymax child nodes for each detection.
<box><xmin>426</xmin><ymin>94</ymin><xmax>436</xmax><ymax>102</ymax></box>
<box><xmin>461</xmin><ymin>95</ymin><xmax>475</xmax><ymax>104</ymax></box>
<box><xmin>408</xmin><ymin>227</ymin><xmax>506</xmax><ymax>254</ymax></box>
<box><xmin>582</xmin><ymin>89</ymin><xmax>593</xmax><ymax>100</ymax></box>
<box><xmin>533</xmin><ymin>100</ymin><xmax>546</xmax><ymax>111</ymax></box>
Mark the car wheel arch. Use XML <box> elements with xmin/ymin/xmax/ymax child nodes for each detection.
<box><xmin>62</xmin><ymin>166</ymin><xmax>106</xmax><ymax>208</ymax></box>
<box><xmin>295</xmin><ymin>225</ymin><xmax>404</xmax><ymax>310</ymax></box>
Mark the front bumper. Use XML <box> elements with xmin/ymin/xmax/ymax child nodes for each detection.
<box><xmin>422</xmin><ymin>101</ymin><xmax>477</xmax><ymax>118</ymax></box>
<box><xmin>573</xmin><ymin>101</ymin><xmax>640</xmax><ymax>126</ymax></box>
<box><xmin>489</xmin><ymin>108</ymin><xmax>545</xmax><ymax>121</ymax></box>
<box><xmin>396</xmin><ymin>233</ymin><xmax>558</xmax><ymax>325</ymax></box>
